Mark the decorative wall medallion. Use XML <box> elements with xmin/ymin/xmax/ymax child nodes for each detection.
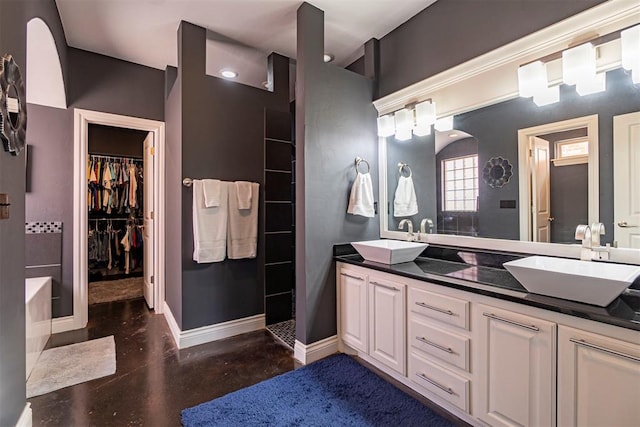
<box><xmin>0</xmin><ymin>54</ymin><xmax>28</xmax><ymax>156</ymax></box>
<box><xmin>482</xmin><ymin>156</ymin><xmax>513</xmax><ymax>188</ymax></box>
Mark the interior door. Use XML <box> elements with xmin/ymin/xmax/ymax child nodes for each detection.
<box><xmin>143</xmin><ymin>132</ymin><xmax>154</xmax><ymax>308</ymax></box>
<box><xmin>614</xmin><ymin>111</ymin><xmax>640</xmax><ymax>249</ymax></box>
<box><xmin>531</xmin><ymin>136</ymin><xmax>551</xmax><ymax>242</ymax></box>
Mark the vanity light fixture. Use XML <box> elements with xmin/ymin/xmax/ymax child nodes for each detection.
<box><xmin>517</xmin><ymin>61</ymin><xmax>559</xmax><ymax>106</ymax></box>
<box><xmin>413</xmin><ymin>100</ymin><xmax>436</xmax><ymax>136</ymax></box>
<box><xmin>621</xmin><ymin>24</ymin><xmax>640</xmax><ymax>84</ymax></box>
<box><xmin>562</xmin><ymin>43</ymin><xmax>606</xmax><ymax>96</ymax></box>
<box><xmin>434</xmin><ymin>116</ymin><xmax>454</xmax><ymax>132</ymax></box>
<box><xmin>220</xmin><ymin>69</ymin><xmax>238</xmax><ymax>79</ymax></box>
<box><xmin>377</xmin><ymin>114</ymin><xmax>395</xmax><ymax>137</ymax></box>
<box><xmin>394</xmin><ymin>108</ymin><xmax>413</xmax><ymax>141</ymax></box>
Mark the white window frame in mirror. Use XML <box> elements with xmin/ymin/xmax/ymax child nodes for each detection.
<box><xmin>375</xmin><ymin>0</ymin><xmax>640</xmax><ymax>265</ymax></box>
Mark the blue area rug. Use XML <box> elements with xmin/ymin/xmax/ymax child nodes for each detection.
<box><xmin>181</xmin><ymin>353</ymin><xmax>456</xmax><ymax>426</ymax></box>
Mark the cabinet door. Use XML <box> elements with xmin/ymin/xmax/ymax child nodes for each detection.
<box><xmin>338</xmin><ymin>269</ymin><xmax>368</xmax><ymax>353</ymax></box>
<box><xmin>558</xmin><ymin>326</ymin><xmax>640</xmax><ymax>427</ymax></box>
<box><xmin>477</xmin><ymin>305</ymin><xmax>556</xmax><ymax>427</ymax></box>
<box><xmin>368</xmin><ymin>276</ymin><xmax>406</xmax><ymax>375</ymax></box>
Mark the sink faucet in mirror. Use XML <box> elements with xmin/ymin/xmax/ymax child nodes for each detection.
<box><xmin>398</xmin><ymin>219</ymin><xmax>414</xmax><ymax>241</ymax></box>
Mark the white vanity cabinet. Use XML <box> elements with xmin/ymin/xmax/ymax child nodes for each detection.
<box><xmin>368</xmin><ymin>274</ymin><xmax>406</xmax><ymax>374</ymax></box>
<box><xmin>557</xmin><ymin>326</ymin><xmax>640</xmax><ymax>427</ymax></box>
<box><xmin>338</xmin><ymin>268</ymin><xmax>368</xmax><ymax>353</ymax></box>
<box><xmin>476</xmin><ymin>305</ymin><xmax>556</xmax><ymax>427</ymax></box>
<box><xmin>338</xmin><ymin>266</ymin><xmax>406</xmax><ymax>374</ymax></box>
<box><xmin>408</xmin><ymin>286</ymin><xmax>472</xmax><ymax>412</ymax></box>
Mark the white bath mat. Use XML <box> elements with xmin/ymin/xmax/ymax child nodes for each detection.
<box><xmin>27</xmin><ymin>335</ymin><xmax>116</xmax><ymax>398</ymax></box>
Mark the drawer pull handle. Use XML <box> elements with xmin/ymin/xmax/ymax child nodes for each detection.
<box><xmin>370</xmin><ymin>281</ymin><xmax>399</xmax><ymax>291</ymax></box>
<box><xmin>415</xmin><ymin>301</ymin><xmax>454</xmax><ymax>316</ymax></box>
<box><xmin>417</xmin><ymin>373</ymin><xmax>454</xmax><ymax>395</ymax></box>
<box><xmin>483</xmin><ymin>312</ymin><xmax>539</xmax><ymax>332</ymax></box>
<box><xmin>570</xmin><ymin>338</ymin><xmax>640</xmax><ymax>362</ymax></box>
<box><xmin>416</xmin><ymin>336</ymin><xmax>454</xmax><ymax>354</ymax></box>
<box><xmin>340</xmin><ymin>272</ymin><xmax>363</xmax><ymax>281</ymax></box>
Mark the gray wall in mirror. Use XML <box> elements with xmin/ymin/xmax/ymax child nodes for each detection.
<box><xmin>386</xmin><ymin>133</ymin><xmax>436</xmax><ymax>235</ymax></box>
<box><xmin>386</xmin><ymin>68</ymin><xmax>640</xmax><ymax>245</ymax></box>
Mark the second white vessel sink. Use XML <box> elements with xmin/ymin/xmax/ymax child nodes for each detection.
<box><xmin>351</xmin><ymin>239</ymin><xmax>428</xmax><ymax>265</ymax></box>
<box><xmin>503</xmin><ymin>256</ymin><xmax>640</xmax><ymax>307</ymax></box>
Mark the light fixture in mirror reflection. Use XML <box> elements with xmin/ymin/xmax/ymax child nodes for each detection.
<box><xmin>383</xmin><ymin>67</ymin><xmax>640</xmax><ymax>249</ymax></box>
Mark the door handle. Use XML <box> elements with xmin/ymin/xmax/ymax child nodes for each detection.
<box><xmin>547</xmin><ymin>217</ymin><xmax>555</xmax><ymax>222</ymax></box>
<box><xmin>617</xmin><ymin>221</ymin><xmax>638</xmax><ymax>228</ymax></box>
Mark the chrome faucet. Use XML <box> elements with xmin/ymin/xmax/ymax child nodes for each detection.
<box><xmin>398</xmin><ymin>219</ymin><xmax>414</xmax><ymax>241</ymax></box>
<box><xmin>575</xmin><ymin>223</ymin><xmax>610</xmax><ymax>261</ymax></box>
<box><xmin>420</xmin><ymin>218</ymin><xmax>434</xmax><ymax>234</ymax></box>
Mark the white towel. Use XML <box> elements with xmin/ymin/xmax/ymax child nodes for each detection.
<box><xmin>227</xmin><ymin>182</ymin><xmax>259</xmax><ymax>259</ymax></box>
<box><xmin>235</xmin><ymin>181</ymin><xmax>253</xmax><ymax>210</ymax></box>
<box><xmin>193</xmin><ymin>180</ymin><xmax>228</xmax><ymax>263</ymax></box>
<box><xmin>347</xmin><ymin>172</ymin><xmax>375</xmax><ymax>218</ymax></box>
<box><xmin>202</xmin><ymin>179</ymin><xmax>222</xmax><ymax>207</ymax></box>
<box><xmin>393</xmin><ymin>175</ymin><xmax>418</xmax><ymax>217</ymax></box>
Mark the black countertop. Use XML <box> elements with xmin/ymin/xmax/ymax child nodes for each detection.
<box><xmin>334</xmin><ymin>244</ymin><xmax>640</xmax><ymax>332</ymax></box>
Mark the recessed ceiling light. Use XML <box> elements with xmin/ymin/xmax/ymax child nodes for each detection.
<box><xmin>448</xmin><ymin>133</ymin><xmax>458</xmax><ymax>138</ymax></box>
<box><xmin>323</xmin><ymin>53</ymin><xmax>334</xmax><ymax>63</ymax></box>
<box><xmin>221</xmin><ymin>69</ymin><xmax>238</xmax><ymax>79</ymax></box>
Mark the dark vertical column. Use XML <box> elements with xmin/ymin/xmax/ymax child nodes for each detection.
<box><xmin>364</xmin><ymin>38</ymin><xmax>380</xmax><ymax>99</ymax></box>
<box><xmin>295</xmin><ymin>1</ymin><xmax>324</xmax><ymax>346</ymax></box>
<box><xmin>0</xmin><ymin>1</ymin><xmax>27</xmax><ymax>424</ymax></box>
<box><xmin>264</xmin><ymin>110</ymin><xmax>294</xmax><ymax>325</ymax></box>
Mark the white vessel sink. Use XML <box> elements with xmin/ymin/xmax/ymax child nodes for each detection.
<box><xmin>351</xmin><ymin>240</ymin><xmax>428</xmax><ymax>265</ymax></box>
<box><xmin>504</xmin><ymin>256</ymin><xmax>640</xmax><ymax>307</ymax></box>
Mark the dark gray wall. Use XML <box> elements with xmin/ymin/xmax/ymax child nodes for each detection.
<box><xmin>88</xmin><ymin>124</ymin><xmax>147</xmax><ymax>158</ymax></box>
<box><xmin>454</xmin><ymin>68</ymin><xmax>640</xmax><ymax>242</ymax></box>
<box><xmin>0</xmin><ymin>1</ymin><xmax>28</xmax><ymax>424</ymax></box>
<box><xmin>378</xmin><ymin>0</ymin><xmax>605</xmax><ymax>98</ymax></box>
<box><xmin>173</xmin><ymin>22</ymin><xmax>290</xmax><ymax>330</ymax></box>
<box><xmin>296</xmin><ymin>3</ymin><xmax>379</xmax><ymax>344</ymax></box>
<box><xmin>387</xmin><ymin>133</ymin><xmax>437</xmax><ymax>233</ymax></box>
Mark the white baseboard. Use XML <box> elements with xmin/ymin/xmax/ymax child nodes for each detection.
<box><xmin>51</xmin><ymin>315</ymin><xmax>83</xmax><ymax>334</ymax></box>
<box><xmin>162</xmin><ymin>302</ymin><xmax>265</xmax><ymax>349</ymax></box>
<box><xmin>162</xmin><ymin>301</ymin><xmax>181</xmax><ymax>348</ymax></box>
<box><xmin>294</xmin><ymin>335</ymin><xmax>339</xmax><ymax>365</ymax></box>
<box><xmin>15</xmin><ymin>403</ymin><xmax>32</xmax><ymax>427</ymax></box>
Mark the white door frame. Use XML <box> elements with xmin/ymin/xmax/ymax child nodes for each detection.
<box><xmin>518</xmin><ymin>115</ymin><xmax>599</xmax><ymax>241</ymax></box>
<box><xmin>71</xmin><ymin>108</ymin><xmax>166</xmax><ymax>330</ymax></box>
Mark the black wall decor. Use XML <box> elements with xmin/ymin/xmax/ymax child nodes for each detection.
<box><xmin>0</xmin><ymin>54</ymin><xmax>27</xmax><ymax>156</ymax></box>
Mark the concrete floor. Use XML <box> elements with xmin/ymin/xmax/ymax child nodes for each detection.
<box><xmin>29</xmin><ymin>298</ymin><xmax>297</xmax><ymax>426</ymax></box>
<box><xmin>29</xmin><ymin>297</ymin><xmax>467</xmax><ymax>427</ymax></box>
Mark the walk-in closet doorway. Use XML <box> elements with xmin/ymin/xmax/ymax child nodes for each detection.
<box><xmin>71</xmin><ymin>109</ymin><xmax>165</xmax><ymax>331</ymax></box>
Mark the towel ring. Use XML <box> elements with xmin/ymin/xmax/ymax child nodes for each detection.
<box><xmin>398</xmin><ymin>162</ymin><xmax>412</xmax><ymax>178</ymax></box>
<box><xmin>354</xmin><ymin>157</ymin><xmax>370</xmax><ymax>174</ymax></box>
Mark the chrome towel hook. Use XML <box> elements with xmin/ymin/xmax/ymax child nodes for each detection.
<box><xmin>354</xmin><ymin>157</ymin><xmax>370</xmax><ymax>174</ymax></box>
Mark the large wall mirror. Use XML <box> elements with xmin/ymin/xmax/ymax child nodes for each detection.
<box><xmin>376</xmin><ymin>1</ymin><xmax>640</xmax><ymax>261</ymax></box>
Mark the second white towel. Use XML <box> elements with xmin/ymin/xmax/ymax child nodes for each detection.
<box><xmin>393</xmin><ymin>175</ymin><xmax>418</xmax><ymax>217</ymax></box>
<box><xmin>227</xmin><ymin>182</ymin><xmax>259</xmax><ymax>259</ymax></box>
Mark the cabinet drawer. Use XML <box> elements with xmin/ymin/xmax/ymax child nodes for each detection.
<box><xmin>409</xmin><ymin>287</ymin><xmax>469</xmax><ymax>330</ymax></box>
<box><xmin>410</xmin><ymin>318</ymin><xmax>469</xmax><ymax>371</ymax></box>
<box><xmin>409</xmin><ymin>352</ymin><xmax>470</xmax><ymax>412</ymax></box>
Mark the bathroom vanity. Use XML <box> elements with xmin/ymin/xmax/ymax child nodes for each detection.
<box><xmin>335</xmin><ymin>245</ymin><xmax>640</xmax><ymax>427</ymax></box>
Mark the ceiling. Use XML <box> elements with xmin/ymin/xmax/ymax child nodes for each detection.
<box><xmin>55</xmin><ymin>0</ymin><xmax>436</xmax><ymax>90</ymax></box>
